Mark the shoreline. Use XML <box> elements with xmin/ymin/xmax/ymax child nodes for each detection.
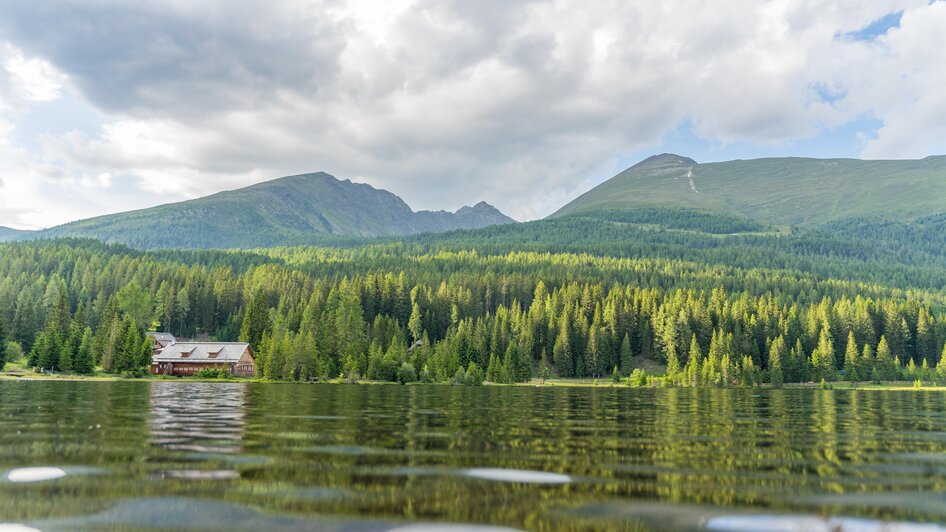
<box><xmin>2</xmin><ymin>372</ymin><xmax>945</xmax><ymax>390</ymax></box>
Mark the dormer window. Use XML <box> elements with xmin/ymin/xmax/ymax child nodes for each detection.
<box><xmin>180</xmin><ymin>349</ymin><xmax>194</xmax><ymax>358</ymax></box>
<box><xmin>208</xmin><ymin>351</ymin><xmax>219</xmax><ymax>358</ymax></box>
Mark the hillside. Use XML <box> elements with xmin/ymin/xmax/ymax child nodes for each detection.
<box><xmin>33</xmin><ymin>172</ymin><xmax>514</xmax><ymax>249</ymax></box>
<box><xmin>552</xmin><ymin>154</ymin><xmax>946</xmax><ymax>226</ymax></box>
<box><xmin>0</xmin><ymin>227</ymin><xmax>32</xmax><ymax>242</ymax></box>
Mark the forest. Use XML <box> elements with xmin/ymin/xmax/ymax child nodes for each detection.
<box><xmin>3</xmin><ymin>208</ymin><xmax>946</xmax><ymax>386</ymax></box>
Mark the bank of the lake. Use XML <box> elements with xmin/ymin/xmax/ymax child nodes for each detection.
<box><xmin>4</xmin><ymin>370</ymin><xmax>946</xmax><ymax>391</ymax></box>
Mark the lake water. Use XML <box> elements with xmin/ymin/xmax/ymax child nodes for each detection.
<box><xmin>2</xmin><ymin>381</ymin><xmax>946</xmax><ymax>531</ymax></box>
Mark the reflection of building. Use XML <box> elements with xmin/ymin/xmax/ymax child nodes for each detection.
<box><xmin>151</xmin><ymin>342</ymin><xmax>256</xmax><ymax>377</ymax></box>
<box><xmin>149</xmin><ymin>381</ymin><xmax>247</xmax><ymax>454</ymax></box>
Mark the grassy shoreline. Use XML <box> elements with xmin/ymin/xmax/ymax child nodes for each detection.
<box><xmin>2</xmin><ymin>369</ymin><xmax>945</xmax><ymax>391</ymax></box>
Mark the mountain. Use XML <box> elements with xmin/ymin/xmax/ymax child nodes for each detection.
<box><xmin>34</xmin><ymin>172</ymin><xmax>515</xmax><ymax>249</ymax></box>
<box><xmin>552</xmin><ymin>154</ymin><xmax>946</xmax><ymax>226</ymax></box>
<box><xmin>0</xmin><ymin>226</ymin><xmax>32</xmax><ymax>242</ymax></box>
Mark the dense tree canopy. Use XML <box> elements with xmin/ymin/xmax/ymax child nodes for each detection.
<box><xmin>2</xmin><ymin>209</ymin><xmax>946</xmax><ymax>385</ymax></box>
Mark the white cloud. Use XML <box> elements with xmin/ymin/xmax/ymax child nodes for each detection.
<box><xmin>0</xmin><ymin>0</ymin><xmax>943</xmax><ymax>225</ymax></box>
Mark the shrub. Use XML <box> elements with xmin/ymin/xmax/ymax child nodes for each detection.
<box><xmin>627</xmin><ymin>368</ymin><xmax>647</xmax><ymax>387</ymax></box>
<box><xmin>121</xmin><ymin>367</ymin><xmax>148</xmax><ymax>379</ymax></box>
<box><xmin>464</xmin><ymin>362</ymin><xmax>484</xmax><ymax>385</ymax></box>
<box><xmin>194</xmin><ymin>368</ymin><xmax>231</xmax><ymax>379</ymax></box>
<box><xmin>396</xmin><ymin>362</ymin><xmax>417</xmax><ymax>384</ymax></box>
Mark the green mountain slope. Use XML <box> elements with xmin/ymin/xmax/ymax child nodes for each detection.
<box><xmin>552</xmin><ymin>154</ymin><xmax>946</xmax><ymax>226</ymax></box>
<box><xmin>0</xmin><ymin>227</ymin><xmax>33</xmax><ymax>242</ymax></box>
<box><xmin>35</xmin><ymin>172</ymin><xmax>514</xmax><ymax>249</ymax></box>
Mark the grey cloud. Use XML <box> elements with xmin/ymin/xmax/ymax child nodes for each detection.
<box><xmin>1</xmin><ymin>0</ymin><xmax>939</xmax><ymax>221</ymax></box>
<box><xmin>0</xmin><ymin>0</ymin><xmax>346</xmax><ymax>118</ymax></box>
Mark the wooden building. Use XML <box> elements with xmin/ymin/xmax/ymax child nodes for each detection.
<box><xmin>147</xmin><ymin>332</ymin><xmax>177</xmax><ymax>355</ymax></box>
<box><xmin>151</xmin><ymin>342</ymin><xmax>256</xmax><ymax>377</ymax></box>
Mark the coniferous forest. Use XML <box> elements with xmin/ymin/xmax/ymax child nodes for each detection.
<box><xmin>3</xmin><ymin>207</ymin><xmax>946</xmax><ymax>386</ymax></box>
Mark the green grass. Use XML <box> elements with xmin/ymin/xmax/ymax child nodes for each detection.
<box><xmin>553</xmin><ymin>154</ymin><xmax>946</xmax><ymax>226</ymax></box>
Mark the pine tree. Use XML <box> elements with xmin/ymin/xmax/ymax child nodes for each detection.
<box><xmin>810</xmin><ymin>328</ymin><xmax>835</xmax><ymax>381</ymax></box>
<box><xmin>0</xmin><ymin>317</ymin><xmax>6</xmax><ymax>371</ymax></box>
<box><xmin>936</xmin><ymin>342</ymin><xmax>946</xmax><ymax>385</ymax></box>
<box><xmin>408</xmin><ymin>302</ymin><xmax>424</xmax><ymax>343</ymax></box>
<box><xmin>58</xmin><ymin>336</ymin><xmax>73</xmax><ymax>373</ymax></box>
<box><xmin>74</xmin><ymin>328</ymin><xmax>94</xmax><ymax>374</ymax></box>
<box><xmin>684</xmin><ymin>339</ymin><xmax>701</xmax><ymax>387</ymax></box>
<box><xmin>860</xmin><ymin>343</ymin><xmax>875</xmax><ymax>381</ymax></box>
<box><xmin>768</xmin><ymin>336</ymin><xmax>784</xmax><ymax>387</ymax></box>
<box><xmin>876</xmin><ymin>336</ymin><xmax>896</xmax><ymax>381</ymax></box>
<box><xmin>619</xmin><ymin>333</ymin><xmax>633</xmax><ymax>376</ymax></box>
<box><xmin>485</xmin><ymin>351</ymin><xmax>503</xmax><ymax>383</ymax></box>
<box><xmin>843</xmin><ymin>331</ymin><xmax>860</xmax><ymax>383</ymax></box>
<box><xmin>552</xmin><ymin>315</ymin><xmax>572</xmax><ymax>377</ymax></box>
<box><xmin>239</xmin><ymin>292</ymin><xmax>270</xmax><ymax>350</ymax></box>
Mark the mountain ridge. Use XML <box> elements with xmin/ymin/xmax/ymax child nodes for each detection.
<box><xmin>551</xmin><ymin>154</ymin><xmax>946</xmax><ymax>226</ymax></box>
<box><xmin>20</xmin><ymin>171</ymin><xmax>514</xmax><ymax>249</ymax></box>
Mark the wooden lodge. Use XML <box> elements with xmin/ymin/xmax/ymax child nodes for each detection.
<box><xmin>151</xmin><ymin>342</ymin><xmax>256</xmax><ymax>377</ymax></box>
<box><xmin>147</xmin><ymin>332</ymin><xmax>177</xmax><ymax>355</ymax></box>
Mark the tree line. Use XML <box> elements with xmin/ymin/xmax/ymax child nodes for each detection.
<box><xmin>2</xmin><ymin>239</ymin><xmax>946</xmax><ymax>386</ymax></box>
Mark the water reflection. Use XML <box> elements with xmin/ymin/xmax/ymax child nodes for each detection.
<box><xmin>3</xmin><ymin>382</ymin><xmax>946</xmax><ymax>530</ymax></box>
<box><xmin>149</xmin><ymin>381</ymin><xmax>248</xmax><ymax>455</ymax></box>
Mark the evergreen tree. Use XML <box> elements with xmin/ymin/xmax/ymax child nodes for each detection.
<box><xmin>768</xmin><ymin>336</ymin><xmax>784</xmax><ymax>387</ymax></box>
<box><xmin>937</xmin><ymin>343</ymin><xmax>946</xmax><ymax>385</ymax></box>
<box><xmin>239</xmin><ymin>292</ymin><xmax>270</xmax><ymax>350</ymax></box>
<box><xmin>860</xmin><ymin>343</ymin><xmax>875</xmax><ymax>381</ymax></box>
<box><xmin>843</xmin><ymin>331</ymin><xmax>860</xmax><ymax>383</ymax></box>
<box><xmin>58</xmin><ymin>335</ymin><xmax>73</xmax><ymax>372</ymax></box>
<box><xmin>876</xmin><ymin>336</ymin><xmax>896</xmax><ymax>381</ymax></box>
<box><xmin>408</xmin><ymin>302</ymin><xmax>424</xmax><ymax>343</ymax></box>
<box><xmin>74</xmin><ymin>328</ymin><xmax>95</xmax><ymax>374</ymax></box>
<box><xmin>809</xmin><ymin>328</ymin><xmax>835</xmax><ymax>381</ymax></box>
<box><xmin>485</xmin><ymin>351</ymin><xmax>503</xmax><ymax>383</ymax></box>
<box><xmin>0</xmin><ymin>318</ymin><xmax>6</xmax><ymax>371</ymax></box>
<box><xmin>619</xmin><ymin>333</ymin><xmax>633</xmax><ymax>376</ymax></box>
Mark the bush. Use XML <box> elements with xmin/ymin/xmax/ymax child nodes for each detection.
<box><xmin>121</xmin><ymin>367</ymin><xmax>148</xmax><ymax>379</ymax></box>
<box><xmin>194</xmin><ymin>368</ymin><xmax>231</xmax><ymax>379</ymax></box>
<box><xmin>464</xmin><ymin>362</ymin><xmax>484</xmax><ymax>385</ymax></box>
<box><xmin>396</xmin><ymin>362</ymin><xmax>417</xmax><ymax>384</ymax></box>
<box><xmin>627</xmin><ymin>368</ymin><xmax>647</xmax><ymax>387</ymax></box>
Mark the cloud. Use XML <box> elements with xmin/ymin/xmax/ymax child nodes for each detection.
<box><xmin>0</xmin><ymin>0</ymin><xmax>943</xmax><ymax>224</ymax></box>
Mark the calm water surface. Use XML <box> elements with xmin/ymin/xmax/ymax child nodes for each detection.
<box><xmin>2</xmin><ymin>381</ymin><xmax>946</xmax><ymax>531</ymax></box>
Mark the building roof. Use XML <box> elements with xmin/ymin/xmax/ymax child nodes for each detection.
<box><xmin>153</xmin><ymin>342</ymin><xmax>252</xmax><ymax>364</ymax></box>
<box><xmin>147</xmin><ymin>332</ymin><xmax>177</xmax><ymax>344</ymax></box>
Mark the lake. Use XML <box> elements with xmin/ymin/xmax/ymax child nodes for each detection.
<box><xmin>2</xmin><ymin>381</ymin><xmax>946</xmax><ymax>531</ymax></box>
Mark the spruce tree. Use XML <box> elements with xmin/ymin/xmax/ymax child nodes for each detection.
<box><xmin>619</xmin><ymin>333</ymin><xmax>633</xmax><ymax>376</ymax></box>
<box><xmin>485</xmin><ymin>351</ymin><xmax>502</xmax><ymax>383</ymax></box>
<box><xmin>240</xmin><ymin>292</ymin><xmax>270</xmax><ymax>350</ymax></box>
<box><xmin>876</xmin><ymin>336</ymin><xmax>895</xmax><ymax>381</ymax></box>
<box><xmin>408</xmin><ymin>302</ymin><xmax>424</xmax><ymax>343</ymax></box>
<box><xmin>936</xmin><ymin>342</ymin><xmax>946</xmax><ymax>385</ymax></box>
<box><xmin>861</xmin><ymin>343</ymin><xmax>875</xmax><ymax>382</ymax></box>
<box><xmin>0</xmin><ymin>318</ymin><xmax>6</xmax><ymax>371</ymax></box>
<box><xmin>810</xmin><ymin>328</ymin><xmax>835</xmax><ymax>381</ymax></box>
<box><xmin>74</xmin><ymin>328</ymin><xmax>94</xmax><ymax>374</ymax></box>
<box><xmin>843</xmin><ymin>332</ymin><xmax>860</xmax><ymax>383</ymax></box>
<box><xmin>768</xmin><ymin>336</ymin><xmax>784</xmax><ymax>387</ymax></box>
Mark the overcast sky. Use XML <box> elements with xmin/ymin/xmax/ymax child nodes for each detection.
<box><xmin>0</xmin><ymin>0</ymin><xmax>944</xmax><ymax>229</ymax></box>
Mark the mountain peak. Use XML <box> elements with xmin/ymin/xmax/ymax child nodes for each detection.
<box><xmin>455</xmin><ymin>202</ymin><xmax>516</xmax><ymax>223</ymax></box>
<box><xmin>631</xmin><ymin>153</ymin><xmax>697</xmax><ymax>170</ymax></box>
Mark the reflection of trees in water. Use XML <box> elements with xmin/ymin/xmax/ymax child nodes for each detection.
<box><xmin>148</xmin><ymin>382</ymin><xmax>248</xmax><ymax>454</ymax></box>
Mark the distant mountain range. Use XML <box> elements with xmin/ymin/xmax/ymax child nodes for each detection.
<box><xmin>0</xmin><ymin>172</ymin><xmax>514</xmax><ymax>248</ymax></box>
<box><xmin>0</xmin><ymin>226</ymin><xmax>28</xmax><ymax>241</ymax></box>
<box><xmin>3</xmin><ymin>153</ymin><xmax>945</xmax><ymax>250</ymax></box>
<box><xmin>553</xmin><ymin>153</ymin><xmax>946</xmax><ymax>226</ymax></box>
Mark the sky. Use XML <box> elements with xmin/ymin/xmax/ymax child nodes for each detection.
<box><xmin>0</xmin><ymin>0</ymin><xmax>945</xmax><ymax>229</ymax></box>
